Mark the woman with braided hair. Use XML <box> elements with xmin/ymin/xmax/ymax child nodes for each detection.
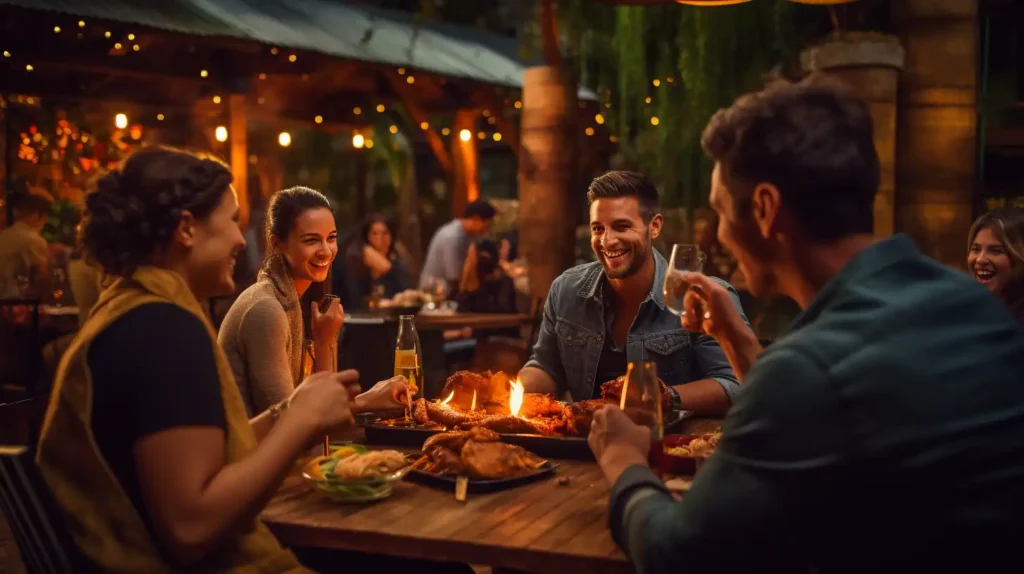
<box><xmin>35</xmin><ymin>146</ymin><xmax>412</xmax><ymax>572</ymax></box>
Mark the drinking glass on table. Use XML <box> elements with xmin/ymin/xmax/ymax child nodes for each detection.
<box><xmin>620</xmin><ymin>361</ymin><xmax>666</xmax><ymax>473</ymax></box>
<box><xmin>663</xmin><ymin>244</ymin><xmax>707</xmax><ymax>324</ymax></box>
<box><xmin>421</xmin><ymin>276</ymin><xmax>447</xmax><ymax>310</ymax></box>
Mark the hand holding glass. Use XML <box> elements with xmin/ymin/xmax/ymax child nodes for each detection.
<box><xmin>663</xmin><ymin>244</ymin><xmax>707</xmax><ymax>321</ymax></box>
<box><xmin>619</xmin><ymin>361</ymin><xmax>665</xmax><ymax>472</ymax></box>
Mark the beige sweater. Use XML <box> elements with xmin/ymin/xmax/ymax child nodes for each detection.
<box><xmin>218</xmin><ymin>256</ymin><xmax>307</xmax><ymax>416</ymax></box>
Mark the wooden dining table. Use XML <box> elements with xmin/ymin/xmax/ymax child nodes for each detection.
<box><xmin>262</xmin><ymin>418</ymin><xmax>722</xmax><ymax>573</ymax></box>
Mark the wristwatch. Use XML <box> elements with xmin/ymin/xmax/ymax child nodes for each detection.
<box><xmin>667</xmin><ymin>386</ymin><xmax>683</xmax><ymax>413</ymax></box>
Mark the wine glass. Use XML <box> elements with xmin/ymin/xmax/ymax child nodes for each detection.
<box><xmin>619</xmin><ymin>361</ymin><xmax>666</xmax><ymax>473</ymax></box>
<box><xmin>662</xmin><ymin>244</ymin><xmax>707</xmax><ymax>318</ymax></box>
<box><xmin>421</xmin><ymin>276</ymin><xmax>447</xmax><ymax>310</ymax></box>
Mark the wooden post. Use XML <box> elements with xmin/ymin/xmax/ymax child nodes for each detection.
<box><xmin>451</xmin><ymin>109</ymin><xmax>479</xmax><ymax>219</ymax></box>
<box><xmin>228</xmin><ymin>94</ymin><xmax>249</xmax><ymax>229</ymax></box>
<box><xmin>518</xmin><ymin>66</ymin><xmax>577</xmax><ymax>300</ymax></box>
<box><xmin>893</xmin><ymin>0</ymin><xmax>978</xmax><ymax>267</ymax></box>
<box><xmin>801</xmin><ymin>36</ymin><xmax>905</xmax><ymax>239</ymax></box>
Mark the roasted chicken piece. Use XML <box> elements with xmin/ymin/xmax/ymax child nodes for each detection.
<box><xmin>459</xmin><ymin>414</ymin><xmax>562</xmax><ymax>436</ymax></box>
<box><xmin>461</xmin><ymin>440</ymin><xmax>547</xmax><ymax>479</ymax></box>
<box><xmin>518</xmin><ymin>393</ymin><xmax>570</xmax><ymax>419</ymax></box>
<box><xmin>600</xmin><ymin>376</ymin><xmax>674</xmax><ymax>412</ymax></box>
<box><xmin>412</xmin><ymin>446</ymin><xmax>466</xmax><ymax>476</ymax></box>
<box><xmin>421</xmin><ymin>398</ymin><xmax>488</xmax><ymax>428</ymax></box>
<box><xmin>568</xmin><ymin>399</ymin><xmax>611</xmax><ymax>436</ymax></box>
<box><xmin>422</xmin><ymin>427</ymin><xmax>499</xmax><ymax>452</ymax></box>
<box><xmin>440</xmin><ymin>370</ymin><xmax>511</xmax><ymax>411</ymax></box>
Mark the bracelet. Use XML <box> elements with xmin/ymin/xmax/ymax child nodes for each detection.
<box><xmin>269</xmin><ymin>399</ymin><xmax>289</xmax><ymax>423</ymax></box>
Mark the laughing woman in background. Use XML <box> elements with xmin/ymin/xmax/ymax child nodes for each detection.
<box><xmin>967</xmin><ymin>208</ymin><xmax>1024</xmax><ymax>323</ymax></box>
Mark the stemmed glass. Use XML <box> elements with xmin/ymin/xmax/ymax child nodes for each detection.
<box><xmin>619</xmin><ymin>361</ymin><xmax>666</xmax><ymax>473</ymax></box>
<box><xmin>421</xmin><ymin>276</ymin><xmax>447</xmax><ymax>310</ymax></box>
<box><xmin>662</xmin><ymin>244</ymin><xmax>707</xmax><ymax>321</ymax></box>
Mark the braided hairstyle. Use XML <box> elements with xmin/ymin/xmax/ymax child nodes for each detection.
<box><xmin>80</xmin><ymin>146</ymin><xmax>233</xmax><ymax>277</ymax></box>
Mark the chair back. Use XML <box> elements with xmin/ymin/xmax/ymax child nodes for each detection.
<box><xmin>0</xmin><ymin>446</ymin><xmax>93</xmax><ymax>574</ymax></box>
<box><xmin>0</xmin><ymin>299</ymin><xmax>42</xmax><ymax>400</ymax></box>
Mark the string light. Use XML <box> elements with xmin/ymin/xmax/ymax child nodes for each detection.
<box><xmin>78</xmin><ymin>20</ymin><xmax>85</xmax><ymax>27</ymax></box>
<box><xmin>667</xmin><ymin>77</ymin><xmax>674</xmax><ymax>83</ymax></box>
<box><xmin>3</xmin><ymin>51</ymin><xmax>10</xmax><ymax>58</ymax></box>
<box><xmin>212</xmin><ymin>95</ymin><xmax>221</xmax><ymax>104</ymax></box>
<box><xmin>482</xmin><ymin>110</ymin><xmax>491</xmax><ymax>117</ymax></box>
<box><xmin>397</xmin><ymin>67</ymin><xmax>406</xmax><ymax>74</ymax></box>
<box><xmin>364</xmin><ymin>139</ymin><xmax>374</xmax><ymax>149</ymax></box>
<box><xmin>53</xmin><ymin>26</ymin><xmax>61</xmax><ymax>33</ymax></box>
<box><xmin>133</xmin><ymin>44</ymin><xmax>140</xmax><ymax>51</ymax></box>
<box><xmin>215</xmin><ymin>126</ymin><xmax>228</xmax><ymax>142</ymax></box>
<box><xmin>115</xmin><ymin>114</ymin><xmax>128</xmax><ymax>129</ymax></box>
<box><xmin>514</xmin><ymin>101</ymin><xmax>522</xmax><ymax>109</ymax></box>
<box><xmin>441</xmin><ymin>128</ymin><xmax>450</xmax><ymax>136</ymax></box>
<box><xmin>406</xmin><ymin>76</ymin><xmax>415</xmax><ymax>84</ymax></box>
<box><xmin>650</xmin><ymin>116</ymin><xmax>660</xmax><ymax>126</ymax></box>
<box><xmin>114</xmin><ymin>43</ymin><xmax>122</xmax><ymax>50</ymax></box>
<box><xmin>492</xmin><ymin>133</ymin><xmax>502</xmax><ymax>142</ymax></box>
<box><xmin>25</xmin><ymin>64</ymin><xmax>33</xmax><ymax>72</ymax></box>
<box><xmin>104</xmin><ymin>31</ymin><xmax>111</xmax><ymax>38</ymax></box>
<box><xmin>200</xmin><ymin>69</ymin><xmax>208</xmax><ymax>77</ymax></box>
<box><xmin>278</xmin><ymin>132</ymin><xmax>291</xmax><ymax>147</ymax></box>
<box><xmin>459</xmin><ymin>129</ymin><xmax>471</xmax><ymax>142</ymax></box>
<box><xmin>259</xmin><ymin>73</ymin><xmax>267</xmax><ymax>80</ymax></box>
<box><xmin>271</xmin><ymin>47</ymin><xmax>279</xmax><ymax>55</ymax></box>
<box><xmin>376</xmin><ymin>104</ymin><xmax>385</xmax><ymax>113</ymax></box>
<box><xmin>127</xmin><ymin>33</ymin><xmax>135</xmax><ymax>40</ymax></box>
<box><xmin>353</xmin><ymin>106</ymin><xmax>362</xmax><ymax>115</ymax></box>
<box><xmin>652</xmin><ymin>79</ymin><xmax>661</xmax><ymax>87</ymax></box>
<box><xmin>477</xmin><ymin>131</ymin><xmax>486</xmax><ymax>140</ymax></box>
<box><xmin>585</xmin><ymin>127</ymin><xmax>595</xmax><ymax>136</ymax></box>
<box><xmin>288</xmin><ymin>54</ymin><xmax>297</xmax><ymax>62</ymax></box>
<box><xmin>595</xmin><ymin>114</ymin><xmax>605</xmax><ymax>124</ymax></box>
<box><xmin>156</xmin><ymin>113</ymin><xmax>165</xmax><ymax>121</ymax></box>
<box><xmin>257</xmin><ymin>97</ymin><xmax>266</xmax><ymax>105</ymax></box>
<box><xmin>420</xmin><ymin>121</ymin><xmax>429</xmax><ymax>130</ymax></box>
<box><xmin>645</xmin><ymin>97</ymin><xmax>652</xmax><ymax>104</ymax></box>
<box><xmin>314</xmin><ymin>115</ymin><xmax>323</xmax><ymax>124</ymax></box>
<box><xmin>352</xmin><ymin>134</ymin><xmax>365</xmax><ymax>148</ymax></box>
<box><xmin>389</xmin><ymin>125</ymin><xmax>398</xmax><ymax>134</ymax></box>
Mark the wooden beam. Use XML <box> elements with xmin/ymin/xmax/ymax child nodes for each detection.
<box><xmin>385</xmin><ymin>73</ymin><xmax>453</xmax><ymax>175</ymax></box>
<box><xmin>451</xmin><ymin>109</ymin><xmax>480</xmax><ymax>218</ymax></box>
<box><xmin>229</xmin><ymin>94</ymin><xmax>249</xmax><ymax>228</ymax></box>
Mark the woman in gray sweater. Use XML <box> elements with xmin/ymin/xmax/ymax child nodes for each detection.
<box><xmin>219</xmin><ymin>186</ymin><xmax>404</xmax><ymax>416</ymax></box>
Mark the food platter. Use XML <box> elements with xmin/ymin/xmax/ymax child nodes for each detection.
<box><xmin>357</xmin><ymin>408</ymin><xmax>694</xmax><ymax>460</ymax></box>
<box><xmin>406</xmin><ymin>461</ymin><xmax>559</xmax><ymax>494</ymax></box>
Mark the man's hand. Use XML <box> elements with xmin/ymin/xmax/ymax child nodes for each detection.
<box><xmin>588</xmin><ymin>406</ymin><xmax>652</xmax><ymax>484</ymax></box>
<box><xmin>679</xmin><ymin>271</ymin><xmax>745</xmax><ymax>342</ymax></box>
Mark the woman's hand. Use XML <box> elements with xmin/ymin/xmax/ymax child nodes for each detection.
<box><xmin>352</xmin><ymin>376</ymin><xmax>411</xmax><ymax>413</ymax></box>
<box><xmin>286</xmin><ymin>369</ymin><xmax>361</xmax><ymax>435</ymax></box>
<box><xmin>311</xmin><ymin>297</ymin><xmax>344</xmax><ymax>344</ymax></box>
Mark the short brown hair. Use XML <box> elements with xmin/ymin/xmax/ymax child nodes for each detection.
<box><xmin>587</xmin><ymin>170</ymin><xmax>660</xmax><ymax>222</ymax></box>
<box><xmin>701</xmin><ymin>76</ymin><xmax>879</xmax><ymax>241</ymax></box>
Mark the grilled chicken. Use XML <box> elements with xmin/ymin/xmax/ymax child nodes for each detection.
<box><xmin>422</xmin><ymin>427</ymin><xmax>500</xmax><ymax>452</ymax></box>
<box><xmin>460</xmin><ymin>440</ymin><xmax>547</xmax><ymax>479</ymax></box>
<box><xmin>440</xmin><ymin>370</ymin><xmax>511</xmax><ymax>411</ymax></box>
<box><xmin>568</xmin><ymin>399</ymin><xmax>610</xmax><ymax>436</ymax></box>
<box><xmin>423</xmin><ymin>398</ymin><xmax>487</xmax><ymax>428</ymax></box>
<box><xmin>599</xmin><ymin>376</ymin><xmax>674</xmax><ymax>412</ymax></box>
<box><xmin>458</xmin><ymin>415</ymin><xmax>557</xmax><ymax>436</ymax></box>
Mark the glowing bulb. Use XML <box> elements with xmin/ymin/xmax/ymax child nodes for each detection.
<box><xmin>441</xmin><ymin>127</ymin><xmax>450</xmax><ymax>136</ymax></box>
<box><xmin>645</xmin><ymin>96</ymin><xmax>652</xmax><ymax>104</ymax></box>
<box><xmin>288</xmin><ymin>54</ymin><xmax>297</xmax><ymax>62</ymax></box>
<box><xmin>493</xmin><ymin>133</ymin><xmax>502</xmax><ymax>142</ymax></box>
<box><xmin>114</xmin><ymin>43</ymin><xmax>122</xmax><ymax>50</ymax></box>
<box><xmin>259</xmin><ymin>73</ymin><xmax>267</xmax><ymax>80</ymax></box>
<box><xmin>653</xmin><ymin>79</ymin><xmax>661</xmax><ymax>87</ymax></box>
<box><xmin>156</xmin><ymin>113</ymin><xmax>165</xmax><ymax>121</ymax></box>
<box><xmin>585</xmin><ymin>127</ymin><xmax>595</xmax><ymax>136</ymax></box>
<box><xmin>420</xmin><ymin>121</ymin><xmax>429</xmax><ymax>130</ymax></box>
<box><xmin>114</xmin><ymin>113</ymin><xmax>128</xmax><ymax>129</ymax></box>
<box><xmin>215</xmin><ymin>126</ymin><xmax>228</xmax><ymax>142</ymax></box>
<box><xmin>482</xmin><ymin>110</ymin><xmax>491</xmax><ymax>117</ymax></box>
<box><xmin>376</xmin><ymin>104</ymin><xmax>385</xmax><ymax>113</ymax></box>
<box><xmin>53</xmin><ymin>26</ymin><xmax>61</xmax><ymax>33</ymax></box>
<box><xmin>3</xmin><ymin>51</ymin><xmax>10</xmax><ymax>58</ymax></box>
<box><xmin>514</xmin><ymin>100</ymin><xmax>522</xmax><ymax>109</ymax></box>
<box><xmin>459</xmin><ymin>129</ymin><xmax>471</xmax><ymax>142</ymax></box>
<box><xmin>212</xmin><ymin>95</ymin><xmax>221</xmax><ymax>104</ymax></box>
<box><xmin>389</xmin><ymin>125</ymin><xmax>398</xmax><ymax>134</ymax></box>
<box><xmin>314</xmin><ymin>115</ymin><xmax>323</xmax><ymax>124</ymax></box>
<box><xmin>25</xmin><ymin>64</ymin><xmax>33</xmax><ymax>72</ymax></box>
<box><xmin>477</xmin><ymin>131</ymin><xmax>486</xmax><ymax>140</ymax></box>
<box><xmin>127</xmin><ymin>33</ymin><xmax>135</xmax><ymax>40</ymax></box>
<box><xmin>353</xmin><ymin>107</ymin><xmax>362</xmax><ymax>115</ymax></box>
<box><xmin>595</xmin><ymin>113</ymin><xmax>605</xmax><ymax>124</ymax></box>
<box><xmin>78</xmin><ymin>21</ymin><xmax>85</xmax><ymax>28</ymax></box>
<box><xmin>650</xmin><ymin>116</ymin><xmax>660</xmax><ymax>126</ymax></box>
<box><xmin>278</xmin><ymin>132</ymin><xmax>291</xmax><ymax>147</ymax></box>
<box><xmin>397</xmin><ymin>67</ymin><xmax>406</xmax><ymax>74</ymax></box>
<box><xmin>352</xmin><ymin>134</ymin><xmax>365</xmax><ymax>148</ymax></box>
<box><xmin>406</xmin><ymin>76</ymin><xmax>415</xmax><ymax>84</ymax></box>
<box><xmin>104</xmin><ymin>31</ymin><xmax>111</xmax><ymax>38</ymax></box>
<box><xmin>271</xmin><ymin>47</ymin><xmax>279</xmax><ymax>55</ymax></box>
<box><xmin>200</xmin><ymin>69</ymin><xmax>208</xmax><ymax>77</ymax></box>
<box><xmin>364</xmin><ymin>139</ymin><xmax>374</xmax><ymax>149</ymax></box>
<box><xmin>132</xmin><ymin>44</ymin><xmax>140</xmax><ymax>51</ymax></box>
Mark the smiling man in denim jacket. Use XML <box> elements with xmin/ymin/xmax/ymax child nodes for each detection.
<box><xmin>517</xmin><ymin>171</ymin><xmax>748</xmax><ymax>415</ymax></box>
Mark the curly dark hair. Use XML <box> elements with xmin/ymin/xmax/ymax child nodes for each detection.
<box><xmin>79</xmin><ymin>146</ymin><xmax>233</xmax><ymax>276</ymax></box>
<box><xmin>701</xmin><ymin>75</ymin><xmax>879</xmax><ymax>242</ymax></box>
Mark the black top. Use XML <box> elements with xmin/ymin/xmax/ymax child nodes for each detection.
<box><xmin>342</xmin><ymin>242</ymin><xmax>411</xmax><ymax>309</ymax></box>
<box><xmin>594</xmin><ymin>289</ymin><xmax>627</xmax><ymax>397</ymax></box>
<box><xmin>609</xmin><ymin>235</ymin><xmax>1024</xmax><ymax>574</ymax></box>
<box><xmin>88</xmin><ymin>303</ymin><xmax>226</xmax><ymax>532</ymax></box>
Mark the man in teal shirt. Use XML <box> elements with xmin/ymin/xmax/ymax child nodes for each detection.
<box><xmin>588</xmin><ymin>77</ymin><xmax>1024</xmax><ymax>574</ymax></box>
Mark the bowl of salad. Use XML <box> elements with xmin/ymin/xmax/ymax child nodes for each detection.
<box><xmin>302</xmin><ymin>444</ymin><xmax>413</xmax><ymax>503</ymax></box>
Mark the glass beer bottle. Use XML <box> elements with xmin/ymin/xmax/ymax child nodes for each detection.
<box><xmin>395</xmin><ymin>315</ymin><xmax>423</xmax><ymax>403</ymax></box>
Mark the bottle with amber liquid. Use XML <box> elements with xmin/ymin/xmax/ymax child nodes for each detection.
<box><xmin>395</xmin><ymin>315</ymin><xmax>423</xmax><ymax>409</ymax></box>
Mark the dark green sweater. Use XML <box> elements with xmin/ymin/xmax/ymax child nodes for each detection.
<box><xmin>610</xmin><ymin>235</ymin><xmax>1024</xmax><ymax>574</ymax></box>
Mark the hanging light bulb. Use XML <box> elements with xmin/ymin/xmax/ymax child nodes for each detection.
<box><xmin>215</xmin><ymin>126</ymin><xmax>228</xmax><ymax>142</ymax></box>
<box><xmin>459</xmin><ymin>129</ymin><xmax>471</xmax><ymax>142</ymax></box>
<box><xmin>278</xmin><ymin>132</ymin><xmax>291</xmax><ymax>147</ymax></box>
<box><xmin>352</xmin><ymin>134</ymin><xmax>365</xmax><ymax>149</ymax></box>
<box><xmin>115</xmin><ymin>113</ymin><xmax>128</xmax><ymax>129</ymax></box>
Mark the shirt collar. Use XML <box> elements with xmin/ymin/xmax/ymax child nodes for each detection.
<box><xmin>790</xmin><ymin>234</ymin><xmax>919</xmax><ymax>331</ymax></box>
<box><xmin>578</xmin><ymin>249</ymin><xmax>668</xmax><ymax>311</ymax></box>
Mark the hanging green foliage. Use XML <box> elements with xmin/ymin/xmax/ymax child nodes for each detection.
<box><xmin>559</xmin><ymin>0</ymin><xmax>823</xmax><ymax>214</ymax></box>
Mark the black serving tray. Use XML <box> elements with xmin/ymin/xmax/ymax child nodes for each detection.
<box><xmin>405</xmin><ymin>462</ymin><xmax>559</xmax><ymax>493</ymax></box>
<box><xmin>357</xmin><ymin>409</ymin><xmax>693</xmax><ymax>460</ymax></box>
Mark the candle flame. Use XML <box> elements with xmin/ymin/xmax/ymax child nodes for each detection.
<box><xmin>509</xmin><ymin>378</ymin><xmax>524</xmax><ymax>417</ymax></box>
<box><xmin>470</xmin><ymin>389</ymin><xmax>477</xmax><ymax>411</ymax></box>
<box><xmin>440</xmin><ymin>390</ymin><xmax>455</xmax><ymax>405</ymax></box>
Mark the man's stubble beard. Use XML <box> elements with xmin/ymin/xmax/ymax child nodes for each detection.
<box><xmin>602</xmin><ymin>230</ymin><xmax>651</xmax><ymax>280</ymax></box>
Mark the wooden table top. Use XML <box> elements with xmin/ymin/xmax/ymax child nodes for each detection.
<box><xmin>263</xmin><ymin>453</ymin><xmax>629</xmax><ymax>573</ymax></box>
<box><xmin>262</xmin><ymin>418</ymin><xmax>722</xmax><ymax>572</ymax></box>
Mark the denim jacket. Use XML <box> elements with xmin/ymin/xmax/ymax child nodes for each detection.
<box><xmin>524</xmin><ymin>250</ymin><xmax>747</xmax><ymax>404</ymax></box>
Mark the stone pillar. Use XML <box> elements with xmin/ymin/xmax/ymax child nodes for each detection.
<box><xmin>518</xmin><ymin>66</ymin><xmax>577</xmax><ymax>300</ymax></box>
<box><xmin>802</xmin><ymin>35</ymin><xmax>905</xmax><ymax>239</ymax></box>
<box><xmin>893</xmin><ymin>0</ymin><xmax>979</xmax><ymax>267</ymax></box>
